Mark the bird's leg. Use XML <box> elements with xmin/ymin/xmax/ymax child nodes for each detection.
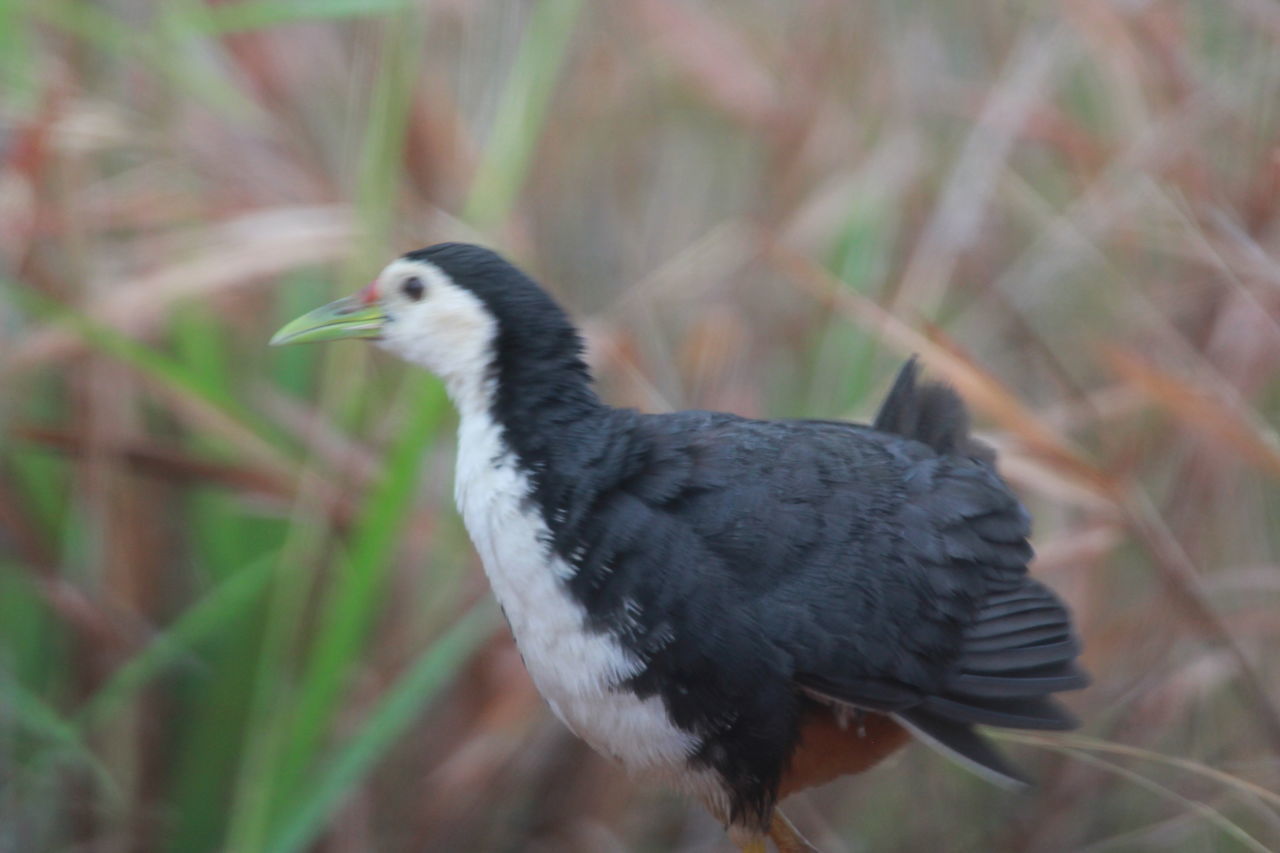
<box><xmin>769</xmin><ymin>810</ymin><xmax>820</xmax><ymax>853</ymax></box>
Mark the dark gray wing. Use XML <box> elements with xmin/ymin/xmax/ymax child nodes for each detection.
<box><xmin>823</xmin><ymin>359</ymin><xmax>1086</xmax><ymax>760</ymax></box>
<box><xmin>544</xmin><ymin>359</ymin><xmax>1085</xmax><ymax>805</ymax></box>
<box><xmin>611</xmin><ymin>359</ymin><xmax>1085</xmax><ymax>787</ymax></box>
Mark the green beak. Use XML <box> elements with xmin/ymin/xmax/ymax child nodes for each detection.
<box><xmin>269</xmin><ymin>295</ymin><xmax>387</xmax><ymax>346</ymax></box>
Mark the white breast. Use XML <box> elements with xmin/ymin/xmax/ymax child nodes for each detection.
<box><xmin>453</xmin><ymin>406</ymin><xmax>697</xmax><ymax>772</ymax></box>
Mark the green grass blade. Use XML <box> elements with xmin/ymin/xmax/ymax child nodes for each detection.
<box><xmin>170</xmin><ymin>305</ymin><xmax>235</xmax><ymax>408</ymax></box>
<box><xmin>0</xmin><ymin>671</ymin><xmax>119</xmax><ymax>799</ymax></box>
<box><xmin>463</xmin><ymin>0</ymin><xmax>587</xmax><ymax>229</ymax></box>
<box><xmin>245</xmin><ymin>5</ymin><xmax>437</xmax><ymax>826</ymax></box>
<box><xmin>802</xmin><ymin>200</ymin><xmax>900</xmax><ymax>416</ymax></box>
<box><xmin>0</xmin><ymin>0</ymin><xmax>37</xmax><ymax>113</ymax></box>
<box><xmin>26</xmin><ymin>0</ymin><xmax>156</xmax><ymax>64</ymax></box>
<box><xmin>222</xmin><ymin>526</ymin><xmax>328</xmax><ymax>853</ymax></box>
<box><xmin>0</xmin><ymin>561</ymin><xmax>59</xmax><ymax>689</ymax></box>
<box><xmin>8</xmin><ymin>282</ymin><xmax>297</xmax><ymax>468</ymax></box>
<box><xmin>194</xmin><ymin>0</ymin><xmax>413</xmax><ymax>34</ymax></box>
<box><xmin>266</xmin><ymin>604</ymin><xmax>494</xmax><ymax>853</ymax></box>
<box><xmin>353</xmin><ymin>7</ymin><xmax>425</xmax><ymax>258</ymax></box>
<box><xmin>223</xmin><ymin>9</ymin><xmax>435</xmax><ymax>843</ymax></box>
<box><xmin>30</xmin><ymin>0</ymin><xmax>253</xmax><ymax>118</ymax></box>
<box><xmin>73</xmin><ymin>553</ymin><xmax>277</xmax><ymax>732</ymax></box>
<box><xmin>270</xmin><ymin>374</ymin><xmax>448</xmax><ymax>810</ymax></box>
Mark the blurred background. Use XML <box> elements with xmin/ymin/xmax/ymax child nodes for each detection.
<box><xmin>2</xmin><ymin>0</ymin><xmax>1279</xmax><ymax>851</ymax></box>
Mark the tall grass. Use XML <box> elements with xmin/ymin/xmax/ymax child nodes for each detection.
<box><xmin>2</xmin><ymin>1</ymin><xmax>1279</xmax><ymax>851</ymax></box>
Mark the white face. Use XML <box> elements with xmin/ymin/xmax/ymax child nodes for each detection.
<box><xmin>373</xmin><ymin>258</ymin><xmax>498</xmax><ymax>389</ymax></box>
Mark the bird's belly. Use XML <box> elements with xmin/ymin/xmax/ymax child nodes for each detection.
<box><xmin>455</xmin><ymin>424</ymin><xmax>696</xmax><ymax>772</ymax></box>
<box><xmin>477</xmin><ymin>536</ymin><xmax>696</xmax><ymax>771</ymax></box>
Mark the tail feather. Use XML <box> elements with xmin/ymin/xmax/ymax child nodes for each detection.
<box><xmin>868</xmin><ymin>358</ymin><xmax>1089</xmax><ymax>788</ymax></box>
<box><xmin>950</xmin><ymin>667</ymin><xmax>1089</xmax><ymax>700</ymax></box>
<box><xmin>966</xmin><ymin>611</ymin><xmax>1072</xmax><ymax>642</ymax></box>
<box><xmin>921</xmin><ymin>694</ymin><xmax>1079</xmax><ymax>731</ymax></box>
<box><xmin>961</xmin><ymin>637</ymin><xmax>1081</xmax><ymax>673</ymax></box>
<box><xmin>894</xmin><ymin>708</ymin><xmax>1029</xmax><ymax>788</ymax></box>
<box><xmin>964</xmin><ymin>623</ymin><xmax>1074</xmax><ymax>652</ymax></box>
<box><xmin>874</xmin><ymin>356</ymin><xmax>994</xmax><ymax>462</ymax></box>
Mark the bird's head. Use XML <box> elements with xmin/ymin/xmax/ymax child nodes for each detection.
<box><xmin>271</xmin><ymin>243</ymin><xmax>593</xmax><ymax>412</ymax></box>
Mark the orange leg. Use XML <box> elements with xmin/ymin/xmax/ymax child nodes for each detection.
<box><xmin>730</xmin><ymin>810</ymin><xmax>819</xmax><ymax>852</ymax></box>
<box><xmin>769</xmin><ymin>810</ymin><xmax>819</xmax><ymax>853</ymax></box>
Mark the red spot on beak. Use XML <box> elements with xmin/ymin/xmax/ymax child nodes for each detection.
<box><xmin>358</xmin><ymin>281</ymin><xmax>379</xmax><ymax>305</ymax></box>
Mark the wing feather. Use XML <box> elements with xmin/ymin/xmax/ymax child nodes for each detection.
<box><xmin>560</xmin><ymin>359</ymin><xmax>1086</xmax><ymax>800</ymax></box>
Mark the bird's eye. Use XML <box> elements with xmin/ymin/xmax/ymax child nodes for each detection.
<box><xmin>401</xmin><ymin>276</ymin><xmax>426</xmax><ymax>301</ymax></box>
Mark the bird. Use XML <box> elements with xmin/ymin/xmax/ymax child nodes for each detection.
<box><xmin>271</xmin><ymin>243</ymin><xmax>1088</xmax><ymax>853</ymax></box>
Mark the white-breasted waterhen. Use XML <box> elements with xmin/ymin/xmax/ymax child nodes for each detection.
<box><xmin>271</xmin><ymin>243</ymin><xmax>1087</xmax><ymax>852</ymax></box>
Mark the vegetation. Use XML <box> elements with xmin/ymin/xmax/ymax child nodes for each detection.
<box><xmin>2</xmin><ymin>1</ymin><xmax>1279</xmax><ymax>850</ymax></box>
